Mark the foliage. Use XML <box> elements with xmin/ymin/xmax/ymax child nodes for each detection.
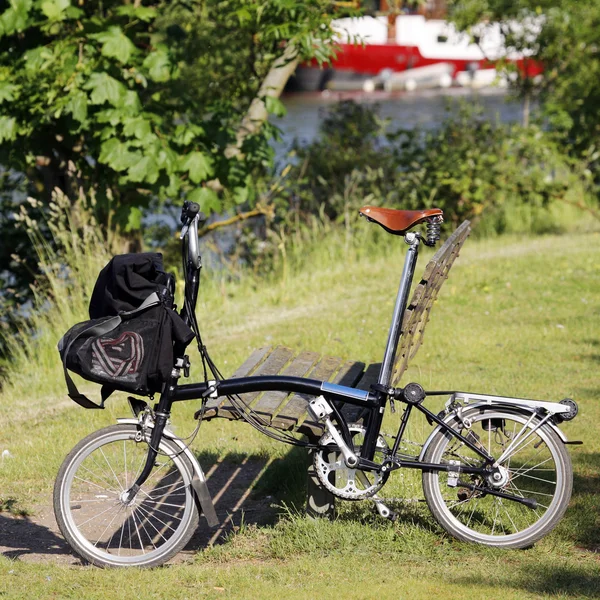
<box><xmin>0</xmin><ymin>0</ymin><xmax>347</xmax><ymax>331</ymax></box>
<box><xmin>449</xmin><ymin>0</ymin><xmax>600</xmax><ymax>166</ymax></box>
<box><xmin>275</xmin><ymin>100</ymin><xmax>593</xmax><ymax>236</ymax></box>
<box><xmin>0</xmin><ymin>0</ymin><xmax>342</xmax><ymax>216</ymax></box>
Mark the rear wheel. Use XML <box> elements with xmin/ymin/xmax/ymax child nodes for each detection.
<box><xmin>422</xmin><ymin>408</ymin><xmax>572</xmax><ymax>548</ymax></box>
<box><xmin>54</xmin><ymin>424</ymin><xmax>198</xmax><ymax>567</ymax></box>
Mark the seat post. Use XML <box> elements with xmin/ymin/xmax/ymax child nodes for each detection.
<box><xmin>378</xmin><ymin>233</ymin><xmax>421</xmax><ymax>388</ymax></box>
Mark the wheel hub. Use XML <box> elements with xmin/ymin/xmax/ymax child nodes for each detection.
<box><xmin>487</xmin><ymin>465</ymin><xmax>509</xmax><ymax>488</ymax></box>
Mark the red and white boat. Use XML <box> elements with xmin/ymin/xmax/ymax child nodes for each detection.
<box><xmin>293</xmin><ymin>14</ymin><xmax>542</xmax><ymax>92</ymax></box>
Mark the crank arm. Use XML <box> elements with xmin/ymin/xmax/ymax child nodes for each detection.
<box><xmin>457</xmin><ymin>481</ymin><xmax>538</xmax><ymax>510</ymax></box>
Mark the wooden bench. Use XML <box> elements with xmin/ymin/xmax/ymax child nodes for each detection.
<box><xmin>202</xmin><ymin>221</ymin><xmax>471</xmax><ymax>516</ymax></box>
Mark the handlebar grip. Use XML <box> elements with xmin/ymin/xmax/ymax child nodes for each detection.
<box><xmin>181</xmin><ymin>201</ymin><xmax>207</xmax><ymax>225</ymax></box>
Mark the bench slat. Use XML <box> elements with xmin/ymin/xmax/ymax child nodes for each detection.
<box><xmin>252</xmin><ymin>351</ymin><xmax>320</xmax><ymax>421</ymax></box>
<box><xmin>203</xmin><ymin>346</ymin><xmax>273</xmax><ymax>418</ymax></box>
<box><xmin>273</xmin><ymin>355</ymin><xmax>343</xmax><ymax>434</ymax></box>
<box><xmin>231</xmin><ymin>346</ymin><xmax>273</xmax><ymax>378</ymax></box>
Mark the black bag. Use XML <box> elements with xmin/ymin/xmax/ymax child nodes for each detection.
<box><xmin>58</xmin><ymin>253</ymin><xmax>195</xmax><ymax>409</ymax></box>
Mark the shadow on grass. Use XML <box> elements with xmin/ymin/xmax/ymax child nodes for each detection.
<box><xmin>451</xmin><ymin>562</ymin><xmax>600</xmax><ymax>598</ymax></box>
<box><xmin>185</xmin><ymin>447</ymin><xmax>308</xmax><ymax>551</ymax></box>
<box><xmin>565</xmin><ymin>452</ymin><xmax>600</xmax><ymax>552</ymax></box>
<box><xmin>0</xmin><ymin>511</ymin><xmax>72</xmax><ymax>561</ymax></box>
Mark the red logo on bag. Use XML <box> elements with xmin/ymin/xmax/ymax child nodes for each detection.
<box><xmin>91</xmin><ymin>331</ymin><xmax>144</xmax><ymax>378</ymax></box>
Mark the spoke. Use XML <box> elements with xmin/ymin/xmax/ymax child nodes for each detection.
<box><xmin>99</xmin><ymin>447</ymin><xmax>125</xmax><ymax>492</ymax></box>
<box><xmin>507</xmin><ymin>444</ymin><xmax>547</xmax><ymax>474</ymax></box>
<box><xmin>498</xmin><ymin>415</ymin><xmax>553</xmax><ymax>464</ymax></box>
<box><xmin>500</xmin><ymin>499</ymin><xmax>520</xmax><ymax>533</ymax></box>
<box><xmin>139</xmin><ymin>498</ymin><xmax>189</xmax><ymax>510</ymax></box>
<box><xmin>76</xmin><ymin>463</ymin><xmax>121</xmax><ymax>495</ymax></box>
<box><xmin>510</xmin><ymin>456</ymin><xmax>554</xmax><ymax>480</ymax></box>
<box><xmin>130</xmin><ymin>506</ymin><xmax>159</xmax><ymax>551</ymax></box>
<box><xmin>490</xmin><ymin>499</ymin><xmax>500</xmax><ymax>536</ymax></box>
<box><xmin>496</xmin><ymin>413</ymin><xmax>537</xmax><ymax>464</ymax></box>
<box><xmin>86</xmin><ymin>454</ymin><xmax>124</xmax><ymax>490</ymax></box>
<box><xmin>131</xmin><ymin>505</ymin><xmax>167</xmax><ymax>545</ymax></box>
<box><xmin>117</xmin><ymin>514</ymin><xmax>126</xmax><ymax>556</ymax></box>
<box><xmin>139</xmin><ymin>481</ymin><xmax>187</xmax><ymax>497</ymax></box>
<box><xmin>129</xmin><ymin>507</ymin><xmax>148</xmax><ymax>554</ymax></box>
<box><xmin>511</xmin><ymin>471</ymin><xmax>556</xmax><ymax>487</ymax></box>
<box><xmin>75</xmin><ymin>502</ymin><xmax>123</xmax><ymax>529</ymax></box>
<box><xmin>447</xmin><ymin>496</ymin><xmax>473</xmax><ymax>511</ymax></box>
<box><xmin>123</xmin><ymin>441</ymin><xmax>128</xmax><ymax>490</ymax></box>
<box><xmin>135</xmin><ymin>502</ymin><xmax>180</xmax><ymax>534</ymax></box>
<box><xmin>137</xmin><ymin>499</ymin><xmax>186</xmax><ymax>523</ymax></box>
<box><xmin>91</xmin><ymin>504</ymin><xmax>127</xmax><ymax>549</ymax></box>
<box><xmin>510</xmin><ymin>487</ymin><xmax>555</xmax><ymax>498</ymax></box>
<box><xmin>465</xmin><ymin>496</ymin><xmax>481</xmax><ymax>529</ymax></box>
<box><xmin>73</xmin><ymin>474</ymin><xmax>120</xmax><ymax>496</ymax></box>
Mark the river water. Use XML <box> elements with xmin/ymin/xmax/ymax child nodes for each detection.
<box><xmin>272</xmin><ymin>87</ymin><xmax>526</xmax><ymax>158</ymax></box>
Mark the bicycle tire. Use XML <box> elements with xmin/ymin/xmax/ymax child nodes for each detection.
<box><xmin>54</xmin><ymin>424</ymin><xmax>199</xmax><ymax>567</ymax></box>
<box><xmin>422</xmin><ymin>407</ymin><xmax>572</xmax><ymax>548</ymax></box>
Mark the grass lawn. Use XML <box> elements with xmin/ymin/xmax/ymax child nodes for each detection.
<box><xmin>1</xmin><ymin>227</ymin><xmax>599</xmax><ymax>599</ymax></box>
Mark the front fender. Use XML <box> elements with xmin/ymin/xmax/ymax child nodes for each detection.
<box><xmin>117</xmin><ymin>418</ymin><xmax>219</xmax><ymax>527</ymax></box>
<box><xmin>418</xmin><ymin>403</ymin><xmax>569</xmax><ymax>462</ymax></box>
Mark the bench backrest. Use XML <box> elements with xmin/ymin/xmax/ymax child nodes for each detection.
<box><xmin>391</xmin><ymin>220</ymin><xmax>471</xmax><ymax>386</ymax></box>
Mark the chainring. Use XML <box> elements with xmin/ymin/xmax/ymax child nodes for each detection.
<box><xmin>313</xmin><ymin>424</ymin><xmax>390</xmax><ymax>500</ymax></box>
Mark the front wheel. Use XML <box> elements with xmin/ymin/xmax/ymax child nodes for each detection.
<box><xmin>422</xmin><ymin>407</ymin><xmax>572</xmax><ymax>548</ymax></box>
<box><xmin>54</xmin><ymin>424</ymin><xmax>199</xmax><ymax>567</ymax></box>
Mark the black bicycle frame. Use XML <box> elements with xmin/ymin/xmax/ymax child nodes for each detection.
<box><xmin>126</xmin><ymin>222</ymin><xmax>498</xmax><ymax>501</ymax></box>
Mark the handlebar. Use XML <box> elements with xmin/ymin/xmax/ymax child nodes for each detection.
<box><xmin>180</xmin><ymin>201</ymin><xmax>206</xmax><ymax>271</ymax></box>
<box><xmin>180</xmin><ymin>201</ymin><xmax>201</xmax><ymax>225</ymax></box>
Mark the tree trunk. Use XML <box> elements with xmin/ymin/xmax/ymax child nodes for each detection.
<box><xmin>225</xmin><ymin>42</ymin><xmax>299</xmax><ymax>159</ymax></box>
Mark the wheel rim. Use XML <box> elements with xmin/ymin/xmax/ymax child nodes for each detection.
<box><xmin>59</xmin><ymin>428</ymin><xmax>195</xmax><ymax>566</ymax></box>
<box><xmin>426</xmin><ymin>411</ymin><xmax>567</xmax><ymax>543</ymax></box>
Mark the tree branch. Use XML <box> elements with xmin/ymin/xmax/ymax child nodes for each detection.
<box><xmin>198</xmin><ymin>203</ymin><xmax>275</xmax><ymax>237</ymax></box>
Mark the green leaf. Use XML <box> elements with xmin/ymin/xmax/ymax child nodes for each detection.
<box><xmin>174</xmin><ymin>123</ymin><xmax>204</xmax><ymax>146</ymax></box>
<box><xmin>187</xmin><ymin>187</ymin><xmax>220</xmax><ymax>214</ymax></box>
<box><xmin>127</xmin><ymin>155</ymin><xmax>158</xmax><ymax>183</ymax></box>
<box><xmin>98</xmin><ymin>138</ymin><xmax>139</xmax><ymax>171</ymax></box>
<box><xmin>236</xmin><ymin>8</ymin><xmax>252</xmax><ymax>25</ymax></box>
<box><xmin>84</xmin><ymin>72</ymin><xmax>126</xmax><ymax>106</ymax></box>
<box><xmin>265</xmin><ymin>96</ymin><xmax>286</xmax><ymax>117</ymax></box>
<box><xmin>0</xmin><ymin>0</ymin><xmax>32</xmax><ymax>35</ymax></box>
<box><xmin>125</xmin><ymin>206</ymin><xmax>143</xmax><ymax>232</ymax></box>
<box><xmin>0</xmin><ymin>116</ymin><xmax>17</xmax><ymax>142</ymax></box>
<box><xmin>66</xmin><ymin>91</ymin><xmax>87</xmax><ymax>123</ymax></box>
<box><xmin>232</xmin><ymin>186</ymin><xmax>249</xmax><ymax>205</ymax></box>
<box><xmin>116</xmin><ymin>4</ymin><xmax>157</xmax><ymax>22</ymax></box>
<box><xmin>143</xmin><ymin>50</ymin><xmax>171</xmax><ymax>82</ymax></box>
<box><xmin>41</xmin><ymin>0</ymin><xmax>69</xmax><ymax>20</ymax></box>
<box><xmin>0</xmin><ymin>82</ymin><xmax>19</xmax><ymax>103</ymax></box>
<box><xmin>122</xmin><ymin>90</ymin><xmax>142</xmax><ymax>112</ymax></box>
<box><xmin>91</xmin><ymin>26</ymin><xmax>137</xmax><ymax>64</ymax></box>
<box><xmin>123</xmin><ymin>117</ymin><xmax>152</xmax><ymax>140</ymax></box>
<box><xmin>179</xmin><ymin>151</ymin><xmax>213</xmax><ymax>183</ymax></box>
<box><xmin>156</xmin><ymin>147</ymin><xmax>178</xmax><ymax>170</ymax></box>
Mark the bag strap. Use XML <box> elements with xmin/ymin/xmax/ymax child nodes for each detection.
<box><xmin>61</xmin><ymin>293</ymin><xmax>161</xmax><ymax>409</ymax></box>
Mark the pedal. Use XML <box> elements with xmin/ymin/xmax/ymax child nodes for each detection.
<box><xmin>372</xmin><ymin>496</ymin><xmax>397</xmax><ymax>521</ymax></box>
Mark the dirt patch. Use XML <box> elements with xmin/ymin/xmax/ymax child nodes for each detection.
<box><xmin>0</xmin><ymin>457</ymin><xmax>280</xmax><ymax>566</ymax></box>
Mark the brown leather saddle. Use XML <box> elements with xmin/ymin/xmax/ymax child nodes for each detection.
<box><xmin>359</xmin><ymin>206</ymin><xmax>443</xmax><ymax>235</ymax></box>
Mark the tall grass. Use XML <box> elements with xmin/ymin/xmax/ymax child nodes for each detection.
<box><xmin>1</xmin><ymin>190</ymin><xmax>111</xmax><ymax>403</ymax></box>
